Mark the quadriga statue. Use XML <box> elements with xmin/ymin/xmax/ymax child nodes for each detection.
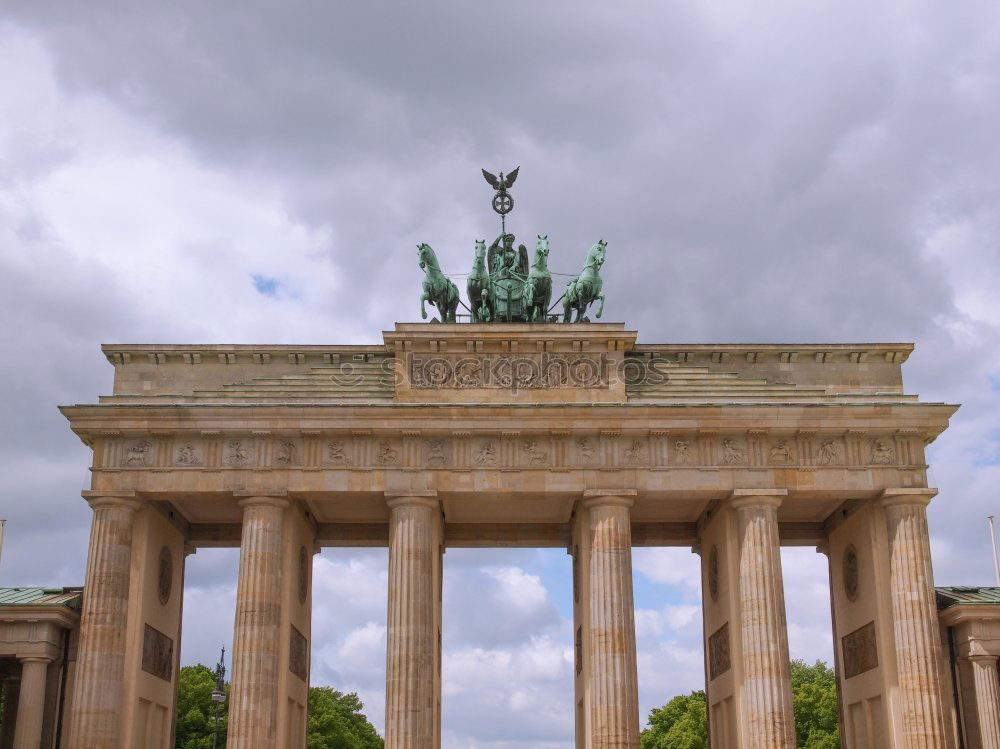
<box><xmin>417</xmin><ymin>243</ymin><xmax>459</xmax><ymax>323</ymax></box>
<box><xmin>563</xmin><ymin>240</ymin><xmax>607</xmax><ymax>322</ymax></box>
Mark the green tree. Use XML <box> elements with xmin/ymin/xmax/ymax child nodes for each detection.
<box><xmin>176</xmin><ymin>664</ymin><xmax>229</xmax><ymax>749</ymax></box>
<box><xmin>174</xmin><ymin>665</ymin><xmax>382</xmax><ymax>749</ymax></box>
<box><xmin>307</xmin><ymin>687</ymin><xmax>383</xmax><ymax>749</ymax></box>
<box><xmin>640</xmin><ymin>660</ymin><xmax>840</xmax><ymax>749</ymax></box>
<box><xmin>640</xmin><ymin>691</ymin><xmax>708</xmax><ymax>749</ymax></box>
<box><xmin>790</xmin><ymin>660</ymin><xmax>840</xmax><ymax>749</ymax></box>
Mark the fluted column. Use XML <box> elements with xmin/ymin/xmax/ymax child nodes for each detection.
<box><xmin>12</xmin><ymin>657</ymin><xmax>51</xmax><ymax>749</ymax></box>
<box><xmin>880</xmin><ymin>489</ymin><xmax>948</xmax><ymax>749</ymax></box>
<box><xmin>583</xmin><ymin>491</ymin><xmax>639</xmax><ymax>749</ymax></box>
<box><xmin>728</xmin><ymin>490</ymin><xmax>796</xmax><ymax>749</ymax></box>
<box><xmin>67</xmin><ymin>493</ymin><xmax>140</xmax><ymax>749</ymax></box>
<box><xmin>969</xmin><ymin>655</ymin><xmax>1000</xmax><ymax>748</ymax></box>
<box><xmin>385</xmin><ymin>493</ymin><xmax>440</xmax><ymax>749</ymax></box>
<box><xmin>227</xmin><ymin>495</ymin><xmax>289</xmax><ymax>749</ymax></box>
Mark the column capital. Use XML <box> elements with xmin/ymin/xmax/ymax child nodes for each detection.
<box><xmin>235</xmin><ymin>494</ymin><xmax>290</xmax><ymax>511</ymax></box>
<box><xmin>878</xmin><ymin>488</ymin><xmax>938</xmax><ymax>509</ymax></box>
<box><xmin>582</xmin><ymin>489</ymin><xmax>637</xmax><ymax>509</ymax></box>
<box><xmin>386</xmin><ymin>491</ymin><xmax>439</xmax><ymax>511</ymax></box>
<box><xmin>18</xmin><ymin>656</ymin><xmax>52</xmax><ymax>665</ymax></box>
<box><xmin>967</xmin><ymin>653</ymin><xmax>999</xmax><ymax>665</ymax></box>
<box><xmin>82</xmin><ymin>491</ymin><xmax>140</xmax><ymax>512</ymax></box>
<box><xmin>726</xmin><ymin>488</ymin><xmax>787</xmax><ymax>511</ymax></box>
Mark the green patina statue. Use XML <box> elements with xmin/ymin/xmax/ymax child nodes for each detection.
<box><xmin>523</xmin><ymin>235</ymin><xmax>551</xmax><ymax>322</ymax></box>
<box><xmin>467</xmin><ymin>239</ymin><xmax>493</xmax><ymax>322</ymax></box>
<box><xmin>563</xmin><ymin>239</ymin><xmax>607</xmax><ymax>323</ymax></box>
<box><xmin>414</xmin><ymin>168</ymin><xmax>607</xmax><ymax>323</ymax></box>
<box><xmin>417</xmin><ymin>243</ymin><xmax>459</xmax><ymax>323</ymax></box>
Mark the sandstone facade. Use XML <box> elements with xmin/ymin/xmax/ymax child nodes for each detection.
<box><xmin>49</xmin><ymin>323</ymin><xmax>966</xmax><ymax>748</ymax></box>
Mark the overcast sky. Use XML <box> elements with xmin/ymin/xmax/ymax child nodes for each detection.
<box><xmin>2</xmin><ymin>1</ymin><xmax>999</xmax><ymax>747</ymax></box>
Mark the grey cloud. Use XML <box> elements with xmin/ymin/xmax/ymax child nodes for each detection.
<box><xmin>2</xmin><ymin>2</ymin><xmax>1000</xmax><ymax>746</ymax></box>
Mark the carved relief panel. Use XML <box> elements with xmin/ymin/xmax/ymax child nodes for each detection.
<box><xmin>709</xmin><ymin>622</ymin><xmax>731</xmax><ymax>680</ymax></box>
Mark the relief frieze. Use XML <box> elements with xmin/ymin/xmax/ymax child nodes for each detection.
<box><xmin>103</xmin><ymin>431</ymin><xmax>922</xmax><ymax>471</ymax></box>
<box><xmin>842</xmin><ymin>621</ymin><xmax>878</xmax><ymax>678</ymax></box>
<box><xmin>407</xmin><ymin>353</ymin><xmax>609</xmax><ymax>390</ymax></box>
<box><xmin>289</xmin><ymin>624</ymin><xmax>308</xmax><ymax>681</ymax></box>
<box><xmin>174</xmin><ymin>441</ymin><xmax>202</xmax><ymax>466</ymax></box>
<box><xmin>709</xmin><ymin>622</ymin><xmax>731</xmax><ymax>680</ymax></box>
<box><xmin>141</xmin><ymin>624</ymin><xmax>174</xmax><ymax>682</ymax></box>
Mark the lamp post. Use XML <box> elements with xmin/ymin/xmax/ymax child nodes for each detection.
<box><xmin>211</xmin><ymin>646</ymin><xmax>227</xmax><ymax>749</ymax></box>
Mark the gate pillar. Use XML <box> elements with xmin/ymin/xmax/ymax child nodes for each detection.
<box><xmin>572</xmin><ymin>490</ymin><xmax>640</xmax><ymax>749</ymax></box>
<box><xmin>65</xmin><ymin>492</ymin><xmax>140</xmax><ymax>748</ymax></box>
<box><xmin>384</xmin><ymin>492</ymin><xmax>443</xmax><ymax>749</ymax></box>
<box><xmin>826</xmin><ymin>488</ymin><xmax>951</xmax><ymax>748</ymax></box>
<box><xmin>67</xmin><ymin>492</ymin><xmax>187</xmax><ymax>749</ymax></box>
<box><xmin>698</xmin><ymin>490</ymin><xmax>795</xmax><ymax>748</ymax></box>
<box><xmin>881</xmin><ymin>490</ymin><xmax>950</xmax><ymax>747</ymax></box>
<box><xmin>228</xmin><ymin>494</ymin><xmax>315</xmax><ymax>749</ymax></box>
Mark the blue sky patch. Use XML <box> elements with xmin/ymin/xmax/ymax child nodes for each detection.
<box><xmin>252</xmin><ymin>274</ymin><xmax>279</xmax><ymax>297</ymax></box>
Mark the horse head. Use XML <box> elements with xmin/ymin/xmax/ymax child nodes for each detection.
<box><xmin>474</xmin><ymin>239</ymin><xmax>487</xmax><ymax>263</ymax></box>
<box><xmin>586</xmin><ymin>239</ymin><xmax>607</xmax><ymax>270</ymax></box>
<box><xmin>417</xmin><ymin>243</ymin><xmax>436</xmax><ymax>272</ymax></box>
<box><xmin>533</xmin><ymin>235</ymin><xmax>549</xmax><ymax>268</ymax></box>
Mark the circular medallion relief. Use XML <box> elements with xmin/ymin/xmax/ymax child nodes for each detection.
<box><xmin>157</xmin><ymin>546</ymin><xmax>173</xmax><ymax>605</ymax></box>
<box><xmin>708</xmin><ymin>545</ymin><xmax>720</xmax><ymax>602</ymax></box>
<box><xmin>843</xmin><ymin>545</ymin><xmax>860</xmax><ymax>602</ymax></box>
<box><xmin>298</xmin><ymin>545</ymin><xmax>309</xmax><ymax>604</ymax></box>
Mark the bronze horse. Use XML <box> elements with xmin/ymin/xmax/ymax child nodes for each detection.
<box><xmin>418</xmin><ymin>243</ymin><xmax>459</xmax><ymax>322</ymax></box>
<box><xmin>563</xmin><ymin>240</ymin><xmax>607</xmax><ymax>323</ymax></box>
<box><xmin>523</xmin><ymin>235</ymin><xmax>552</xmax><ymax>322</ymax></box>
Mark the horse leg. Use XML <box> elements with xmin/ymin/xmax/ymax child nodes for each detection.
<box><xmin>420</xmin><ymin>292</ymin><xmax>429</xmax><ymax>320</ymax></box>
<box><xmin>596</xmin><ymin>293</ymin><xmax>605</xmax><ymax>319</ymax></box>
<box><xmin>563</xmin><ymin>299</ymin><xmax>572</xmax><ymax>323</ymax></box>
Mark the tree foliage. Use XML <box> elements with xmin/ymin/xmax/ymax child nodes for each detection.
<box><xmin>640</xmin><ymin>690</ymin><xmax>708</xmax><ymax>749</ymax></box>
<box><xmin>307</xmin><ymin>687</ymin><xmax>383</xmax><ymax>749</ymax></box>
<box><xmin>640</xmin><ymin>660</ymin><xmax>840</xmax><ymax>749</ymax></box>
<box><xmin>790</xmin><ymin>660</ymin><xmax>840</xmax><ymax>749</ymax></box>
<box><xmin>174</xmin><ymin>665</ymin><xmax>383</xmax><ymax>749</ymax></box>
<box><xmin>175</xmin><ymin>664</ymin><xmax>229</xmax><ymax>749</ymax></box>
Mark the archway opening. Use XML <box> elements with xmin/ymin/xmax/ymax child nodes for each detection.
<box><xmin>441</xmin><ymin>547</ymin><xmax>574</xmax><ymax>748</ymax></box>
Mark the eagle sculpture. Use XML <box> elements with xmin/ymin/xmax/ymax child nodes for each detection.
<box><xmin>482</xmin><ymin>167</ymin><xmax>519</xmax><ymax>191</ymax></box>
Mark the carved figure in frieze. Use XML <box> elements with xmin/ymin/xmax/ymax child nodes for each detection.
<box><xmin>376</xmin><ymin>441</ymin><xmax>399</xmax><ymax>465</ymax></box>
<box><xmin>769</xmin><ymin>439</ymin><xmax>792</xmax><ymax>464</ymax></box>
<box><xmin>327</xmin><ymin>440</ymin><xmax>348</xmax><ymax>464</ymax></box>
<box><xmin>521</xmin><ymin>440</ymin><xmax>548</xmax><ymax>465</ymax></box>
<box><xmin>818</xmin><ymin>439</ymin><xmax>840</xmax><ymax>465</ymax></box>
<box><xmin>175</xmin><ymin>442</ymin><xmax>201</xmax><ymax>466</ymax></box>
<box><xmin>426</xmin><ymin>360</ymin><xmax>450</xmax><ymax>387</ymax></box>
<box><xmin>513</xmin><ymin>360</ymin><xmax>539</xmax><ymax>389</ymax></box>
<box><xmin>454</xmin><ymin>359</ymin><xmax>482</xmax><ymax>388</ymax></box>
<box><xmin>576</xmin><ymin>437</ymin><xmax>597</xmax><ymax>463</ymax></box>
<box><xmin>721</xmin><ymin>438</ymin><xmax>745</xmax><ymax>465</ymax></box>
<box><xmin>123</xmin><ymin>440</ymin><xmax>152</xmax><ymax>467</ymax></box>
<box><xmin>570</xmin><ymin>357</ymin><xmax>601</xmax><ymax>387</ymax></box>
<box><xmin>674</xmin><ymin>440</ymin><xmax>696</xmax><ymax>465</ymax></box>
<box><xmin>475</xmin><ymin>441</ymin><xmax>497</xmax><ymax>466</ymax></box>
<box><xmin>869</xmin><ymin>438</ymin><xmax>895</xmax><ymax>465</ymax></box>
<box><xmin>275</xmin><ymin>440</ymin><xmax>298</xmax><ymax>466</ymax></box>
<box><xmin>623</xmin><ymin>440</ymin><xmax>645</xmax><ymax>465</ymax></box>
<box><xmin>426</xmin><ymin>439</ymin><xmax>447</xmax><ymax>466</ymax></box>
<box><xmin>226</xmin><ymin>440</ymin><xmax>252</xmax><ymax>467</ymax></box>
<box><xmin>541</xmin><ymin>358</ymin><xmax>568</xmax><ymax>387</ymax></box>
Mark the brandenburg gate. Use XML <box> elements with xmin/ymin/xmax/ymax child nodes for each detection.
<box><xmin>59</xmin><ymin>322</ymin><xmax>959</xmax><ymax>748</ymax></box>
